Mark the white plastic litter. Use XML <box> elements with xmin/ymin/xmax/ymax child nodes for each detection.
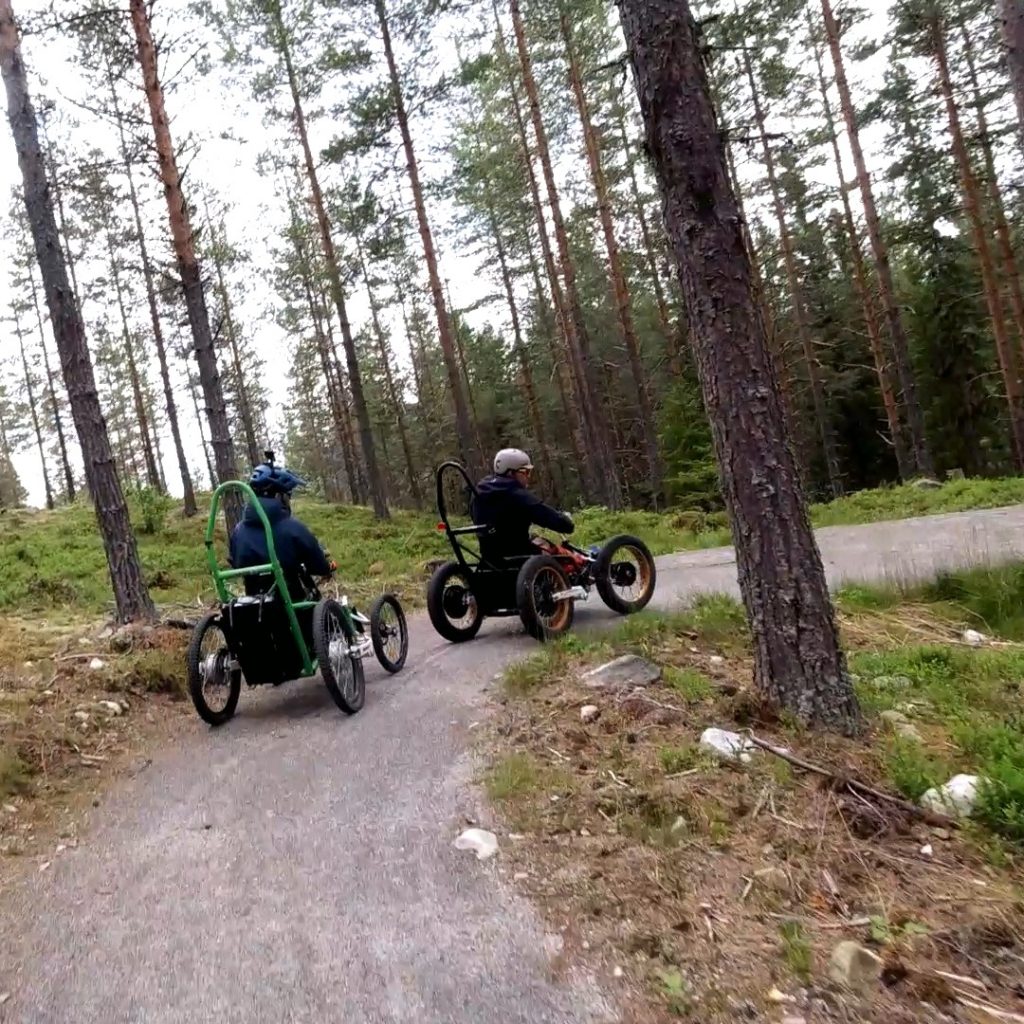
<box><xmin>962</xmin><ymin>629</ymin><xmax>986</xmax><ymax>647</ymax></box>
<box><xmin>580</xmin><ymin>704</ymin><xmax>600</xmax><ymax>723</ymax></box>
<box><xmin>699</xmin><ymin>727</ymin><xmax>754</xmax><ymax>764</ymax></box>
<box><xmin>920</xmin><ymin>774</ymin><xmax>983</xmax><ymax>819</ymax></box>
<box><xmin>453</xmin><ymin>828</ymin><xmax>499</xmax><ymax>861</ymax></box>
<box><xmin>89</xmin><ymin>658</ymin><xmax>106</xmax><ymax>671</ymax></box>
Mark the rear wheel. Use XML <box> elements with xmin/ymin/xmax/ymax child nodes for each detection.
<box><xmin>595</xmin><ymin>535</ymin><xmax>657</xmax><ymax>614</ymax></box>
<box><xmin>370</xmin><ymin>594</ymin><xmax>408</xmax><ymax>673</ymax></box>
<box><xmin>516</xmin><ymin>555</ymin><xmax>575</xmax><ymax>642</ymax></box>
<box><xmin>313</xmin><ymin>599</ymin><xmax>365</xmax><ymax>714</ymax></box>
<box><xmin>186</xmin><ymin>613</ymin><xmax>241</xmax><ymax>727</ymax></box>
<box><xmin>427</xmin><ymin>562</ymin><xmax>483</xmax><ymax>643</ymax></box>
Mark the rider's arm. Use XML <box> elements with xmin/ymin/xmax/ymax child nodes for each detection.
<box><xmin>521</xmin><ymin>492</ymin><xmax>575</xmax><ymax>535</ymax></box>
<box><xmin>287</xmin><ymin>521</ymin><xmax>333</xmax><ymax>577</ymax></box>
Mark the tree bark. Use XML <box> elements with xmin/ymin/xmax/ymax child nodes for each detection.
<box><xmin>959</xmin><ymin>17</ymin><xmax>1024</xmax><ymax>360</ymax></box>
<box><xmin>111</xmin><ymin>69</ymin><xmax>196</xmax><ymax>515</ymax></box>
<box><xmin>106</xmin><ymin>231</ymin><xmax>162</xmax><ymax>491</ymax></box>
<box><xmin>14</xmin><ymin>311</ymin><xmax>54</xmax><ymax>509</ymax></box>
<box><xmin>206</xmin><ymin>213</ymin><xmax>260</xmax><ymax>469</ymax></box>
<box><xmin>2</xmin><ymin>0</ymin><xmax>155</xmax><ymax>621</ymax></box>
<box><xmin>374</xmin><ymin>0</ymin><xmax>480</xmax><ymax>477</ymax></box>
<box><xmin>494</xmin><ymin>11</ymin><xmax>587</xmax><ymax>485</ymax></box>
<box><xmin>561</xmin><ymin>10</ymin><xmax>664</xmax><ymax>506</ymax></box>
<box><xmin>129</xmin><ymin>0</ymin><xmax>239</xmax><ymax>528</ymax></box>
<box><xmin>270</xmin><ymin>3</ymin><xmax>388</xmax><ymax>518</ymax></box>
<box><xmin>742</xmin><ymin>47</ymin><xmax>843</xmax><ymax>498</ymax></box>
<box><xmin>187</xmin><ymin>367</ymin><xmax>216</xmax><ymax>490</ymax></box>
<box><xmin>617</xmin><ymin>0</ymin><xmax>860</xmax><ymax>734</ymax></box>
<box><xmin>1000</xmin><ymin>0</ymin><xmax>1024</xmax><ymax>152</ymax></box>
<box><xmin>27</xmin><ymin>263</ymin><xmax>74</xmax><ymax>500</ymax></box>
<box><xmin>353</xmin><ymin>230</ymin><xmax>423</xmax><ymax>508</ymax></box>
<box><xmin>820</xmin><ymin>0</ymin><xmax>933</xmax><ymax>478</ymax></box>
<box><xmin>508</xmin><ymin>0</ymin><xmax>623</xmax><ymax>508</ymax></box>
<box><xmin>930</xmin><ymin>13</ymin><xmax>1024</xmax><ymax>467</ymax></box>
<box><xmin>810</xmin><ymin>30</ymin><xmax>910</xmax><ymax>480</ymax></box>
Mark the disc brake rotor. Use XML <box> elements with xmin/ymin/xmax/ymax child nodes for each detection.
<box><xmin>610</xmin><ymin>560</ymin><xmax>638</xmax><ymax>587</ymax></box>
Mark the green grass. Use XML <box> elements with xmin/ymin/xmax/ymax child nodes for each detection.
<box><xmin>486</xmin><ymin>753</ymin><xmax>542</xmax><ymax>801</ymax></box>
<box><xmin>778</xmin><ymin>920</ymin><xmax>813</xmax><ymax>980</ymax></box>
<box><xmin>664</xmin><ymin>666</ymin><xmax>714</xmax><ymax>702</ymax></box>
<box><xmin>6</xmin><ymin>475</ymin><xmax>1023</xmax><ymax>618</ymax></box>
<box><xmin>0</xmin><ymin>748</ymin><xmax>32</xmax><ymax>801</ymax></box>
<box><xmin>851</xmin><ymin>643</ymin><xmax>1024</xmax><ymax>840</ymax></box>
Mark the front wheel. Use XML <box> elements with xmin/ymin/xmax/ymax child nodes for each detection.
<box><xmin>594</xmin><ymin>534</ymin><xmax>657</xmax><ymax>614</ymax></box>
<box><xmin>427</xmin><ymin>562</ymin><xmax>483</xmax><ymax>643</ymax></box>
<box><xmin>516</xmin><ymin>555</ymin><xmax>575</xmax><ymax>642</ymax></box>
<box><xmin>186</xmin><ymin>613</ymin><xmax>241</xmax><ymax>727</ymax></box>
<box><xmin>370</xmin><ymin>594</ymin><xmax>408</xmax><ymax>673</ymax></box>
<box><xmin>313</xmin><ymin>599</ymin><xmax>366</xmax><ymax>714</ymax></box>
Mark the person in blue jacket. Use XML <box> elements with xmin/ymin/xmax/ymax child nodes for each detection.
<box><xmin>229</xmin><ymin>454</ymin><xmax>334</xmax><ymax>598</ymax></box>
<box><xmin>471</xmin><ymin>448</ymin><xmax>574</xmax><ymax>561</ymax></box>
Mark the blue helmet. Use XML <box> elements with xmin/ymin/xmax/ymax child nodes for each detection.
<box><xmin>249</xmin><ymin>460</ymin><xmax>306</xmax><ymax>498</ymax></box>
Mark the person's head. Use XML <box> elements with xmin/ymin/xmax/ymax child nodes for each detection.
<box><xmin>249</xmin><ymin>456</ymin><xmax>306</xmax><ymax>511</ymax></box>
<box><xmin>493</xmin><ymin>448</ymin><xmax>533</xmax><ymax>486</ymax></box>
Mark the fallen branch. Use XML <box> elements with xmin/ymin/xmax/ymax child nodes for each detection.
<box><xmin>744</xmin><ymin>731</ymin><xmax>959</xmax><ymax>829</ymax></box>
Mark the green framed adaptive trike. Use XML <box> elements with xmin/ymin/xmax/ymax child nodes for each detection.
<box><xmin>186</xmin><ymin>480</ymin><xmax>409</xmax><ymax>727</ymax></box>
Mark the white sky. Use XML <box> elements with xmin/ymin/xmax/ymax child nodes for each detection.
<box><xmin>0</xmin><ymin>0</ymin><xmax>1003</xmax><ymax>507</ymax></box>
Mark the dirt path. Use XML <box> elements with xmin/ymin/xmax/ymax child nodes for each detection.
<box><xmin>3</xmin><ymin>505</ymin><xmax>1024</xmax><ymax>1023</ymax></box>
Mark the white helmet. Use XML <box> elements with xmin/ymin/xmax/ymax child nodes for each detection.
<box><xmin>494</xmin><ymin>448</ymin><xmax>533</xmax><ymax>475</ymax></box>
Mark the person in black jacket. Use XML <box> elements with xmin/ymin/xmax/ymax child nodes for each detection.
<box><xmin>229</xmin><ymin>455</ymin><xmax>334</xmax><ymax>598</ymax></box>
<box><xmin>471</xmin><ymin>448</ymin><xmax>574</xmax><ymax>561</ymax></box>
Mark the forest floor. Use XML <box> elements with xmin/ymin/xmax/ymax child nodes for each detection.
<box><xmin>482</xmin><ymin>581</ymin><xmax>1024</xmax><ymax>1023</ymax></box>
<box><xmin>0</xmin><ymin>487</ymin><xmax>1024</xmax><ymax>1020</ymax></box>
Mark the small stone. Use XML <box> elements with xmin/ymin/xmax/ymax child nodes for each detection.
<box><xmin>767</xmin><ymin>986</ymin><xmax>795</xmax><ymax>1003</ymax></box>
<box><xmin>2</xmin><ymin>804</ymin><xmax>16</xmax><ymax>815</ymax></box>
<box><xmin>921</xmin><ymin>774</ymin><xmax>983</xmax><ymax>819</ymax></box>
<box><xmin>55</xmin><ymin>844</ymin><xmax>67</xmax><ymax>854</ymax></box>
<box><xmin>579</xmin><ymin>828</ymin><xmax>591</xmax><ymax>837</ymax></box>
<box><xmin>73</xmin><ymin>711</ymin><xmax>89</xmax><ymax>723</ymax></box>
<box><xmin>453</xmin><ymin>828</ymin><xmax>498</xmax><ymax>860</ymax></box>
<box><xmin>709</xmin><ymin>655</ymin><xmax>725</xmax><ymax>666</ymax></box>
<box><xmin>699</xmin><ymin>727</ymin><xmax>754</xmax><ymax>763</ymax></box>
<box><xmin>932</xmin><ymin>827</ymin><xmax>952</xmax><ymax>840</ymax></box>
<box><xmin>88</xmin><ymin>658</ymin><xmax>105</xmax><ymax>671</ymax></box>
<box><xmin>582</xmin><ymin>654</ymin><xmax>661</xmax><ymax>692</ymax></box>
<box><xmin>880</xmin><ymin>709</ymin><xmax>910</xmax><ymax>726</ymax></box>
<box><xmin>920</xmin><ymin>843</ymin><xmax>933</xmax><ymax>857</ymax></box>
<box><xmin>612</xmin><ymin>966</ymin><xmax>624</xmax><ymax>978</ymax></box>
<box><xmin>873</xmin><ymin>674</ymin><xmax>913</xmax><ymax>690</ymax></box>
<box><xmin>753</xmin><ymin>866</ymin><xmax>792</xmax><ymax>895</ymax></box>
<box><xmin>513</xmin><ymin>872</ymin><xmax>528</xmax><ymax>881</ymax></box>
<box><xmin>368</xmin><ymin>561</ymin><xmax>386</xmax><ymax>575</ymax></box>
<box><xmin>23</xmin><ymin>660</ymin><xmax>33</xmax><ymax>669</ymax></box>
<box><xmin>549</xmin><ymin>794</ymin><xmax>560</xmax><ymax>803</ymax></box>
<box><xmin>39</xmin><ymin>861</ymin><xmax>51</xmax><ymax>873</ymax></box>
<box><xmin>895</xmin><ymin>722</ymin><xmax>923</xmax><ymax>743</ymax></box>
<box><xmin>0</xmin><ymin>992</ymin><xmax>9</xmax><ymax>1006</ymax></box>
<box><xmin>688</xmin><ymin>646</ymin><xmax>698</xmax><ymax>653</ymax></box>
<box><xmin>828</xmin><ymin>940</ymin><xmax>882</xmax><ymax>991</ymax></box>
<box><xmin>580</xmin><ymin>704</ymin><xmax>600</xmax><ymax>723</ymax></box>
<box><xmin>962</xmin><ymin>629</ymin><xmax>986</xmax><ymax>647</ymax></box>
<box><xmin>97</xmin><ymin>700</ymin><xmax>123</xmax><ymax>717</ymax></box>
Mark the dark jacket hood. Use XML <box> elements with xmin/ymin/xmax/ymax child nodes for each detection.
<box><xmin>243</xmin><ymin>496</ymin><xmax>289</xmax><ymax>526</ymax></box>
<box><xmin>476</xmin><ymin>474</ymin><xmax>523</xmax><ymax>497</ymax></box>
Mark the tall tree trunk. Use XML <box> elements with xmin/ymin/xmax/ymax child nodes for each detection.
<box><xmin>561</xmin><ymin>10</ymin><xmax>664</xmax><ymax>505</ymax></box>
<box><xmin>374</xmin><ymin>0</ymin><xmax>479</xmax><ymax>476</ymax></box>
<box><xmin>129</xmin><ymin>0</ymin><xmax>239</xmax><ymax>526</ymax></box>
<box><xmin>508</xmin><ymin>0</ymin><xmax>623</xmax><ymax>508</ymax></box>
<box><xmin>43</xmin><ymin>133</ymin><xmax>83</xmax><ymax>313</ymax></box>
<box><xmin>14</xmin><ymin>313</ymin><xmax>54</xmax><ymax>509</ymax></box>
<box><xmin>2</xmin><ymin>0</ymin><xmax>155</xmax><ymax>621</ymax></box>
<box><xmin>615</xmin><ymin>105</ymin><xmax>679</xmax><ymax>367</ymax></box>
<box><xmin>445</xmin><ymin>279</ymin><xmax>486</xmax><ymax>454</ymax></box>
<box><xmin>959</xmin><ymin>17</ymin><xmax>1024</xmax><ymax>357</ymax></box>
<box><xmin>207</xmin><ymin>212</ymin><xmax>260</xmax><ymax>468</ymax></box>
<box><xmin>494</xmin><ymin>12</ymin><xmax>587</xmax><ymax>481</ymax></box>
<box><xmin>930</xmin><ymin>13</ymin><xmax>1024</xmax><ymax>467</ymax></box>
<box><xmin>484</xmin><ymin>193</ymin><xmax>557</xmax><ymax>497</ymax></box>
<box><xmin>111</xmin><ymin>67</ymin><xmax>196</xmax><ymax>515</ymax></box>
<box><xmin>353</xmin><ymin>232</ymin><xmax>423</xmax><ymax>508</ymax></box>
<box><xmin>269</xmin><ymin>3</ymin><xmax>388</xmax><ymax>518</ymax></box>
<box><xmin>742</xmin><ymin>47</ymin><xmax>843</xmax><ymax>497</ymax></box>
<box><xmin>1000</xmin><ymin>0</ymin><xmax>1024</xmax><ymax>151</ymax></box>
<box><xmin>395</xmin><ymin>271</ymin><xmax>443</xmax><ymax>455</ymax></box>
<box><xmin>820</xmin><ymin>0</ymin><xmax>933</xmax><ymax>478</ymax></box>
<box><xmin>617</xmin><ymin>0</ymin><xmax>860</xmax><ymax>734</ymax></box>
<box><xmin>810</xmin><ymin>30</ymin><xmax>910</xmax><ymax>480</ymax></box>
<box><xmin>105</xmin><ymin>230</ymin><xmax>161</xmax><ymax>491</ymax></box>
<box><xmin>188</xmin><ymin>368</ymin><xmax>216</xmax><ymax>490</ymax></box>
<box><xmin>27</xmin><ymin>263</ymin><xmax>74</xmax><ymax>500</ymax></box>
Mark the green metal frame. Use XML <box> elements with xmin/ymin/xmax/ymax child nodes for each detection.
<box><xmin>204</xmin><ymin>480</ymin><xmax>317</xmax><ymax>677</ymax></box>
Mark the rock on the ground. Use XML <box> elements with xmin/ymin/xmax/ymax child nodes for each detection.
<box><xmin>699</xmin><ymin>727</ymin><xmax>754</xmax><ymax>764</ymax></box>
<box><xmin>753</xmin><ymin>866</ymin><xmax>792</xmax><ymax>895</ymax></box>
<box><xmin>580</xmin><ymin>704</ymin><xmax>601</xmax><ymax>724</ymax></box>
<box><xmin>581</xmin><ymin>655</ymin><xmax>661</xmax><ymax>692</ymax></box>
<box><xmin>96</xmin><ymin>700</ymin><xmax>123</xmax><ymax>717</ymax></box>
<box><xmin>453</xmin><ymin>828</ymin><xmax>499</xmax><ymax>861</ymax></box>
<box><xmin>880</xmin><ymin>709</ymin><xmax>910</xmax><ymax>726</ymax></box>
<box><xmin>709</xmin><ymin>655</ymin><xmax>725</xmax><ymax>666</ymax></box>
<box><xmin>920</xmin><ymin>774</ymin><xmax>984</xmax><ymax>819</ymax></box>
<box><xmin>88</xmin><ymin>658</ymin><xmax>106</xmax><ymax>671</ymax></box>
<box><xmin>873</xmin><ymin>674</ymin><xmax>913</xmax><ymax>690</ymax></box>
<box><xmin>73</xmin><ymin>711</ymin><xmax>89</xmax><ymax>723</ymax></box>
<box><xmin>962</xmin><ymin>629</ymin><xmax>986</xmax><ymax>647</ymax></box>
<box><xmin>828</xmin><ymin>941</ymin><xmax>882</xmax><ymax>991</ymax></box>
<box><xmin>895</xmin><ymin>723</ymin><xmax>923</xmax><ymax>742</ymax></box>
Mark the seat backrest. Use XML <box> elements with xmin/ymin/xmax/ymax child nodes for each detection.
<box><xmin>222</xmin><ymin>595</ymin><xmax>307</xmax><ymax>685</ymax></box>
